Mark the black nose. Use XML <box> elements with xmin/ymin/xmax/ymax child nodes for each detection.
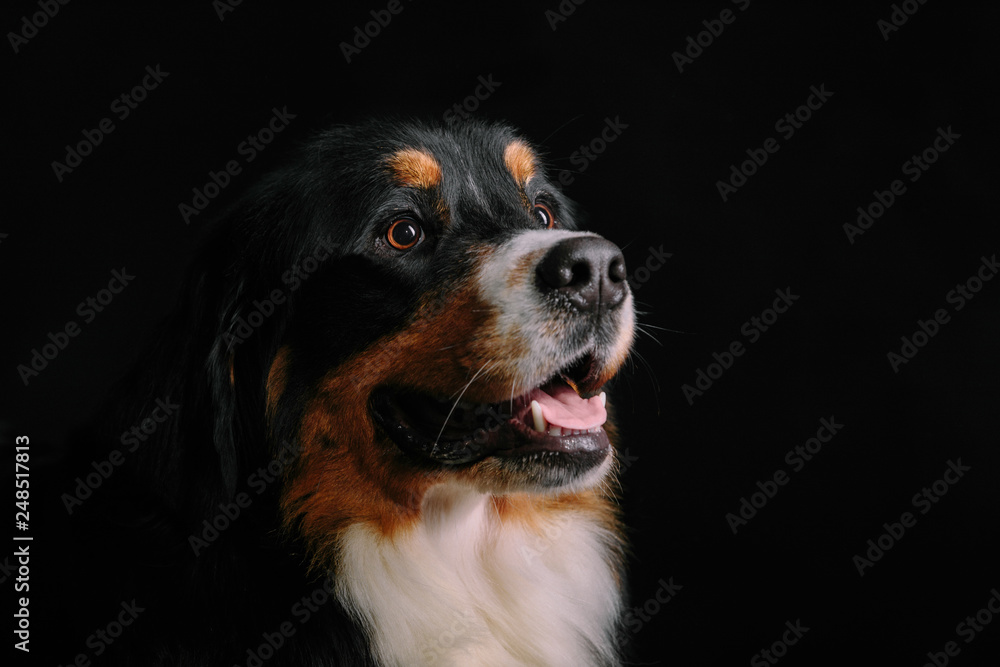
<box><xmin>536</xmin><ymin>237</ymin><xmax>628</xmax><ymax>312</ymax></box>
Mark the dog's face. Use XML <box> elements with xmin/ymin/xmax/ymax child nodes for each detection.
<box><xmin>221</xmin><ymin>121</ymin><xmax>634</xmax><ymax>552</ymax></box>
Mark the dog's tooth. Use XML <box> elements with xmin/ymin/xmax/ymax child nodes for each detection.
<box><xmin>548</xmin><ymin>425</ymin><xmax>562</xmax><ymax>436</ymax></box>
<box><xmin>599</xmin><ymin>391</ymin><xmax>607</xmax><ymax>407</ymax></box>
<box><xmin>530</xmin><ymin>400</ymin><xmax>547</xmax><ymax>433</ymax></box>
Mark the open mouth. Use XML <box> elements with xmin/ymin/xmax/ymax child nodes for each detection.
<box><xmin>370</xmin><ymin>352</ymin><xmax>612</xmax><ymax>465</ymax></box>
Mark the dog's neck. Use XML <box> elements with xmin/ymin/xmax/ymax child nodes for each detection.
<box><xmin>334</xmin><ymin>484</ymin><xmax>623</xmax><ymax>666</ymax></box>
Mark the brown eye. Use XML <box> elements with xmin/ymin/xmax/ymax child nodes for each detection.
<box><xmin>387</xmin><ymin>218</ymin><xmax>422</xmax><ymax>250</ymax></box>
<box><xmin>533</xmin><ymin>203</ymin><xmax>555</xmax><ymax>229</ymax></box>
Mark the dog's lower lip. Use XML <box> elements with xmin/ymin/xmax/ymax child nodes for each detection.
<box><xmin>494</xmin><ymin>419</ymin><xmax>610</xmax><ymax>458</ymax></box>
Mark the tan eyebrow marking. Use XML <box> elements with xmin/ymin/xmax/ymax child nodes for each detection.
<box><xmin>503</xmin><ymin>139</ymin><xmax>537</xmax><ymax>187</ymax></box>
<box><xmin>386</xmin><ymin>148</ymin><xmax>442</xmax><ymax>189</ymax></box>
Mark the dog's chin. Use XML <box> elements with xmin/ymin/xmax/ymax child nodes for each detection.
<box><xmin>369</xmin><ymin>370</ymin><xmax>614</xmax><ymax>493</ymax></box>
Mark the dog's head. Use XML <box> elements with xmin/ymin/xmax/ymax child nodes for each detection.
<box><xmin>199</xmin><ymin>119</ymin><xmax>633</xmax><ymax>560</ymax></box>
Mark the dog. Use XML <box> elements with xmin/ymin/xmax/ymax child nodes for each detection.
<box><xmin>79</xmin><ymin>118</ymin><xmax>636</xmax><ymax>666</ymax></box>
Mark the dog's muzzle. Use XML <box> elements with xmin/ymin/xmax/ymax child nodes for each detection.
<box><xmin>371</xmin><ymin>229</ymin><xmax>635</xmax><ymax>472</ymax></box>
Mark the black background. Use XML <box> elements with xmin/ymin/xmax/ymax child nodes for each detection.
<box><xmin>3</xmin><ymin>1</ymin><xmax>999</xmax><ymax>665</ymax></box>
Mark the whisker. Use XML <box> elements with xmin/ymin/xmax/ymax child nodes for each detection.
<box><xmin>539</xmin><ymin>114</ymin><xmax>583</xmax><ymax>146</ymax></box>
<box><xmin>435</xmin><ymin>361</ymin><xmax>495</xmax><ymax>446</ymax></box>
<box><xmin>629</xmin><ymin>348</ymin><xmax>658</xmax><ymax>389</ymax></box>
<box><xmin>638</xmin><ymin>322</ymin><xmax>693</xmax><ymax>335</ymax></box>
<box><xmin>623</xmin><ymin>347</ymin><xmax>661</xmax><ymax>415</ymax></box>
<box><xmin>618</xmin><ymin>237</ymin><xmax>640</xmax><ymax>252</ymax></box>
<box><xmin>634</xmin><ymin>314</ymin><xmax>682</xmax><ymax>335</ymax></box>
<box><xmin>509</xmin><ymin>375</ymin><xmax>517</xmax><ymax>417</ymax></box>
<box><xmin>634</xmin><ymin>324</ymin><xmax>664</xmax><ymax>346</ymax></box>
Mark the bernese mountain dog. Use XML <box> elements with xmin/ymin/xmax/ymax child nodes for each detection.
<box><xmin>80</xmin><ymin>119</ymin><xmax>636</xmax><ymax>666</ymax></box>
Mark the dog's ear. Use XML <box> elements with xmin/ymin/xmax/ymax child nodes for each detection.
<box><xmin>174</xmin><ymin>174</ymin><xmax>308</xmax><ymax>502</ymax></box>
<box><xmin>207</xmin><ymin>290</ymin><xmax>242</xmax><ymax>498</ymax></box>
<box><xmin>169</xmin><ymin>242</ymin><xmax>245</xmax><ymax>500</ymax></box>
<box><xmin>197</xmin><ymin>227</ymin><xmax>291</xmax><ymax>500</ymax></box>
<box><xmin>164</xmin><ymin>223</ymin><xmax>267</xmax><ymax>501</ymax></box>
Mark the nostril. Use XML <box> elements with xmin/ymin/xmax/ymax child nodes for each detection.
<box><xmin>608</xmin><ymin>255</ymin><xmax>626</xmax><ymax>284</ymax></box>
<box><xmin>568</xmin><ymin>260</ymin><xmax>593</xmax><ymax>288</ymax></box>
<box><xmin>541</xmin><ymin>261</ymin><xmax>572</xmax><ymax>290</ymax></box>
<box><xmin>539</xmin><ymin>250</ymin><xmax>593</xmax><ymax>290</ymax></box>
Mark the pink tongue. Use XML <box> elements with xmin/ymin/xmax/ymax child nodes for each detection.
<box><xmin>529</xmin><ymin>383</ymin><xmax>607</xmax><ymax>430</ymax></box>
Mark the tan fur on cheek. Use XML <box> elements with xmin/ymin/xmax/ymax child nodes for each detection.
<box><xmin>279</xmin><ymin>283</ymin><xmax>496</xmax><ymax>565</ymax></box>
<box><xmin>281</xmin><ymin>383</ymin><xmax>444</xmax><ymax>570</ymax></box>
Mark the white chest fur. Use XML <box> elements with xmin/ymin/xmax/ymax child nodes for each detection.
<box><xmin>334</xmin><ymin>486</ymin><xmax>622</xmax><ymax>666</ymax></box>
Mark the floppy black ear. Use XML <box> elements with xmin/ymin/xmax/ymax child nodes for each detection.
<box><xmin>194</xmin><ymin>222</ymin><xmax>292</xmax><ymax>501</ymax></box>
<box><xmin>163</xmin><ymin>239</ymin><xmax>246</xmax><ymax>502</ymax></box>
<box><xmin>191</xmin><ymin>249</ymin><xmax>271</xmax><ymax>500</ymax></box>
<box><xmin>206</xmin><ymin>295</ymin><xmax>242</xmax><ymax>499</ymax></box>
<box><xmin>148</xmin><ymin>166</ymin><xmax>308</xmax><ymax>507</ymax></box>
<box><xmin>151</xmin><ymin>220</ymin><xmax>268</xmax><ymax>504</ymax></box>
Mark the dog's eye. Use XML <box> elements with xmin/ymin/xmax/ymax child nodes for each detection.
<box><xmin>387</xmin><ymin>218</ymin><xmax>423</xmax><ymax>250</ymax></box>
<box><xmin>533</xmin><ymin>203</ymin><xmax>555</xmax><ymax>229</ymax></box>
